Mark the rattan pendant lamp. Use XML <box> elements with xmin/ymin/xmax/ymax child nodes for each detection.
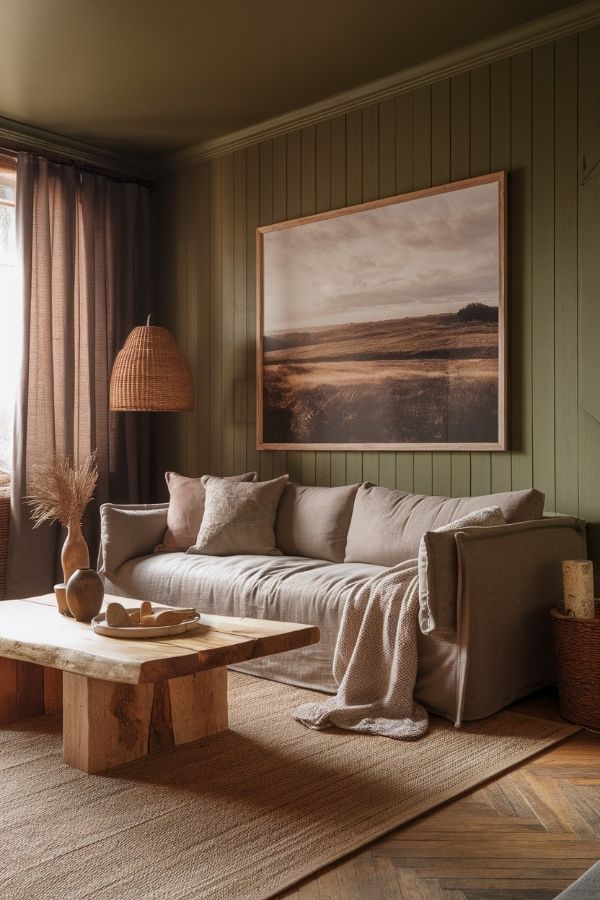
<box><xmin>109</xmin><ymin>316</ymin><xmax>194</xmax><ymax>411</ymax></box>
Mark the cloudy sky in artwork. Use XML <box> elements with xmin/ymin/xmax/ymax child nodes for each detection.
<box><xmin>263</xmin><ymin>180</ymin><xmax>501</xmax><ymax>333</ymax></box>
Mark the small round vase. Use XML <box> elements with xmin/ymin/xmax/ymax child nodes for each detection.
<box><xmin>61</xmin><ymin>522</ymin><xmax>90</xmax><ymax>583</ymax></box>
<box><xmin>66</xmin><ymin>568</ymin><xmax>104</xmax><ymax>623</ymax></box>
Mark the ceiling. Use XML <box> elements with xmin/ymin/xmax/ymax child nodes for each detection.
<box><xmin>0</xmin><ymin>0</ymin><xmax>584</xmax><ymax>162</ymax></box>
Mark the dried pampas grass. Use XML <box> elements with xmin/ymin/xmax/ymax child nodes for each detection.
<box><xmin>27</xmin><ymin>452</ymin><xmax>98</xmax><ymax>528</ymax></box>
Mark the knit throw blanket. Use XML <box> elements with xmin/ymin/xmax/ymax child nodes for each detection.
<box><xmin>292</xmin><ymin>560</ymin><xmax>429</xmax><ymax>740</ymax></box>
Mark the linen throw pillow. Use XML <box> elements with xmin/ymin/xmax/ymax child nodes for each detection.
<box><xmin>275</xmin><ymin>483</ymin><xmax>360</xmax><ymax>562</ymax></box>
<box><xmin>418</xmin><ymin>505</ymin><xmax>506</xmax><ymax>636</ymax></box>
<box><xmin>155</xmin><ymin>471</ymin><xmax>257</xmax><ymax>553</ymax></box>
<box><xmin>189</xmin><ymin>474</ymin><xmax>289</xmax><ymax>556</ymax></box>
<box><xmin>101</xmin><ymin>503</ymin><xmax>171</xmax><ymax>577</ymax></box>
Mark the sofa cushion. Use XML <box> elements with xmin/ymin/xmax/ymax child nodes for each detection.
<box><xmin>345</xmin><ymin>484</ymin><xmax>545</xmax><ymax>566</ymax></box>
<box><xmin>100</xmin><ymin>503</ymin><xmax>169</xmax><ymax>576</ymax></box>
<box><xmin>190</xmin><ymin>474</ymin><xmax>289</xmax><ymax>556</ymax></box>
<box><xmin>106</xmin><ymin>550</ymin><xmax>386</xmax><ymax>693</ymax></box>
<box><xmin>275</xmin><ymin>483</ymin><xmax>359</xmax><ymax>563</ymax></box>
<box><xmin>418</xmin><ymin>506</ymin><xmax>506</xmax><ymax>635</ymax></box>
<box><xmin>156</xmin><ymin>470</ymin><xmax>257</xmax><ymax>553</ymax></box>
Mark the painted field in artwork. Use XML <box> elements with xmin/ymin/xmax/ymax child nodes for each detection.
<box><xmin>259</xmin><ymin>176</ymin><xmax>504</xmax><ymax>447</ymax></box>
<box><xmin>263</xmin><ymin>304</ymin><xmax>499</xmax><ymax>444</ymax></box>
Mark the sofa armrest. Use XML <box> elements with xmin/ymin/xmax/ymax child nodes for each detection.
<box><xmin>453</xmin><ymin>515</ymin><xmax>586</xmax><ymax>724</ymax></box>
<box><xmin>98</xmin><ymin>502</ymin><xmax>169</xmax><ymax>580</ymax></box>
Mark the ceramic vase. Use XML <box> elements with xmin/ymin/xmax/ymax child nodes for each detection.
<box><xmin>61</xmin><ymin>522</ymin><xmax>90</xmax><ymax>583</ymax></box>
<box><xmin>66</xmin><ymin>568</ymin><xmax>104</xmax><ymax>623</ymax></box>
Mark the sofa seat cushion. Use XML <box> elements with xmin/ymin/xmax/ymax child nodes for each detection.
<box><xmin>108</xmin><ymin>552</ymin><xmax>385</xmax><ymax>692</ymax></box>
<box><xmin>345</xmin><ymin>484</ymin><xmax>545</xmax><ymax>566</ymax></box>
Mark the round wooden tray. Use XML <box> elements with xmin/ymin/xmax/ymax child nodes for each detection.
<box><xmin>92</xmin><ymin>608</ymin><xmax>202</xmax><ymax>640</ymax></box>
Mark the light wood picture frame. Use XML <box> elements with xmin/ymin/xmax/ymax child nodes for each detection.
<box><xmin>257</xmin><ymin>171</ymin><xmax>507</xmax><ymax>451</ymax></box>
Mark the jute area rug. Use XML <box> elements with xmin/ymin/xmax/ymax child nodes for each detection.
<box><xmin>0</xmin><ymin>673</ymin><xmax>578</xmax><ymax>900</ymax></box>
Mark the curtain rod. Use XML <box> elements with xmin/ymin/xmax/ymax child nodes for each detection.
<box><xmin>0</xmin><ymin>141</ymin><xmax>153</xmax><ymax>189</ymax></box>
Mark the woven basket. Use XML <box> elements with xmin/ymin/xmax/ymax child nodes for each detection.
<box><xmin>551</xmin><ymin>603</ymin><xmax>600</xmax><ymax>729</ymax></box>
<box><xmin>0</xmin><ymin>494</ymin><xmax>9</xmax><ymax>600</ymax></box>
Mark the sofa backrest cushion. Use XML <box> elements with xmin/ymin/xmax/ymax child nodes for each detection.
<box><xmin>275</xmin><ymin>483</ymin><xmax>360</xmax><ymax>562</ymax></box>
<box><xmin>156</xmin><ymin>471</ymin><xmax>257</xmax><ymax>553</ymax></box>
<box><xmin>344</xmin><ymin>484</ymin><xmax>545</xmax><ymax>566</ymax></box>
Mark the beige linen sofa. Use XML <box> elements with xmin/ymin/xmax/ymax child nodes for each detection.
<box><xmin>99</xmin><ymin>482</ymin><xmax>586</xmax><ymax>725</ymax></box>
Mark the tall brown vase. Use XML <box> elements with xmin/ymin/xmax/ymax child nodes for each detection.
<box><xmin>61</xmin><ymin>522</ymin><xmax>90</xmax><ymax>583</ymax></box>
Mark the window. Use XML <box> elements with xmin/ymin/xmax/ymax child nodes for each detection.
<box><xmin>0</xmin><ymin>157</ymin><xmax>19</xmax><ymax>491</ymax></box>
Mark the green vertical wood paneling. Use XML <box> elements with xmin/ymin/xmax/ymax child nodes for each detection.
<box><xmin>220</xmin><ymin>154</ymin><xmax>235</xmax><ymax>476</ymax></box>
<box><xmin>172</xmin><ymin>170</ymin><xmax>188</xmax><ymax>476</ymax></box>
<box><xmin>510</xmin><ymin>52</ymin><xmax>534</xmax><ymax>491</ymax></box>
<box><xmin>233</xmin><ymin>151</ymin><xmax>248</xmax><ymax>477</ymax></box>
<box><xmin>154</xmin><ymin>29</ymin><xmax>600</xmax><ymax>521</ymax></box>
<box><xmin>532</xmin><ymin>44</ymin><xmax>556</xmax><ymax>511</ymax></box>
<box><xmin>554</xmin><ymin>36</ymin><xmax>579</xmax><ymax>516</ymax></box>
<box><xmin>153</xmin><ymin>174</ymin><xmax>180</xmax><ymax>493</ymax></box>
<box><xmin>183</xmin><ymin>165</ymin><xmax>200</xmax><ymax>476</ymax></box>
<box><xmin>578</xmin><ymin>27</ymin><xmax>600</xmax><ymax>521</ymax></box>
<box><xmin>196</xmin><ymin>162</ymin><xmax>211</xmax><ymax>477</ymax></box>
<box><xmin>208</xmin><ymin>159</ymin><xmax>223</xmax><ymax>475</ymax></box>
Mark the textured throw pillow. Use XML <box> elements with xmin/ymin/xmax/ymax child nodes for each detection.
<box><xmin>189</xmin><ymin>474</ymin><xmax>289</xmax><ymax>556</ymax></box>
<box><xmin>417</xmin><ymin>506</ymin><xmax>506</xmax><ymax>636</ymax></box>
<box><xmin>275</xmin><ymin>483</ymin><xmax>360</xmax><ymax>562</ymax></box>
<box><xmin>101</xmin><ymin>504</ymin><xmax>170</xmax><ymax>576</ymax></box>
<box><xmin>345</xmin><ymin>483</ymin><xmax>544</xmax><ymax>566</ymax></box>
<box><xmin>155</xmin><ymin>471</ymin><xmax>257</xmax><ymax>552</ymax></box>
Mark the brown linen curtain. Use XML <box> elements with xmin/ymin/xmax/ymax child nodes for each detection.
<box><xmin>6</xmin><ymin>153</ymin><xmax>151</xmax><ymax>599</ymax></box>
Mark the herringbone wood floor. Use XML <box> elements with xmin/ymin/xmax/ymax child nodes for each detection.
<box><xmin>279</xmin><ymin>692</ymin><xmax>600</xmax><ymax>899</ymax></box>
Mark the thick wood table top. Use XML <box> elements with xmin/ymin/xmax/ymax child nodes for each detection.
<box><xmin>0</xmin><ymin>595</ymin><xmax>319</xmax><ymax>684</ymax></box>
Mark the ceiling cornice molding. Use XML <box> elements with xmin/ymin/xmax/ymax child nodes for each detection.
<box><xmin>152</xmin><ymin>0</ymin><xmax>600</xmax><ymax>175</ymax></box>
<box><xmin>0</xmin><ymin>116</ymin><xmax>150</xmax><ymax>180</ymax></box>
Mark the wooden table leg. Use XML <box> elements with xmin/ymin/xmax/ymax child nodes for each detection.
<box><xmin>63</xmin><ymin>667</ymin><xmax>229</xmax><ymax>774</ymax></box>
<box><xmin>0</xmin><ymin>657</ymin><xmax>62</xmax><ymax>725</ymax></box>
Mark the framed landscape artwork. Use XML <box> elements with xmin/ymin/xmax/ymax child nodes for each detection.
<box><xmin>256</xmin><ymin>171</ymin><xmax>507</xmax><ymax>451</ymax></box>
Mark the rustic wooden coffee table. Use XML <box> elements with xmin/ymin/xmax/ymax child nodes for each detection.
<box><xmin>0</xmin><ymin>594</ymin><xmax>319</xmax><ymax>773</ymax></box>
